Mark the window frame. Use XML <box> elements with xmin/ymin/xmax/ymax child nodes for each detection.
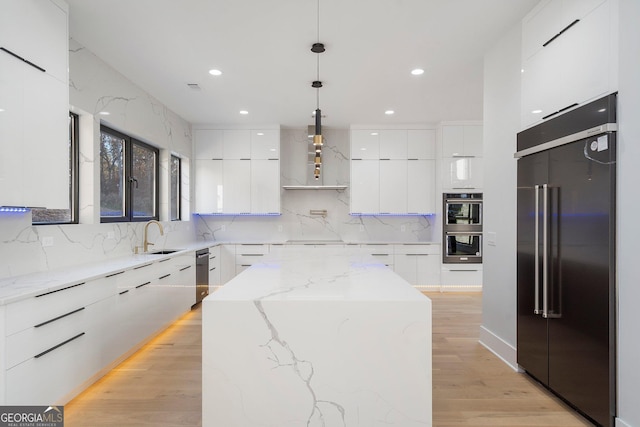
<box><xmin>170</xmin><ymin>154</ymin><xmax>181</xmax><ymax>221</ymax></box>
<box><xmin>32</xmin><ymin>112</ymin><xmax>80</xmax><ymax>225</ymax></box>
<box><xmin>100</xmin><ymin>125</ymin><xmax>159</xmax><ymax>223</ymax></box>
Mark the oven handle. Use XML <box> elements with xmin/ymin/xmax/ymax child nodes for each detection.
<box><xmin>444</xmin><ymin>231</ymin><xmax>483</xmax><ymax>235</ymax></box>
<box><xmin>445</xmin><ymin>199</ymin><xmax>483</xmax><ymax>203</ymax></box>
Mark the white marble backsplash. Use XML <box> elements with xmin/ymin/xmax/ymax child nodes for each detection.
<box><xmin>0</xmin><ymin>212</ymin><xmax>194</xmax><ymax>279</ymax></box>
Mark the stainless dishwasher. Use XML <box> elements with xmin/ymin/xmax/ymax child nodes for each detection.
<box><xmin>195</xmin><ymin>248</ymin><xmax>209</xmax><ymax>305</ymax></box>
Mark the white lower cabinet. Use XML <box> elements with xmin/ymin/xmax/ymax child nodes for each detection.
<box><xmin>220</xmin><ymin>245</ymin><xmax>237</xmax><ymax>285</ymax></box>
<box><xmin>209</xmin><ymin>246</ymin><xmax>221</xmax><ymax>289</ymax></box>
<box><xmin>1</xmin><ymin>252</ymin><xmax>197</xmax><ymax>405</ymax></box>
<box><xmin>440</xmin><ymin>264</ymin><xmax>483</xmax><ymax>291</ymax></box>
<box><xmin>235</xmin><ymin>244</ymin><xmax>269</xmax><ymax>275</ymax></box>
<box><xmin>393</xmin><ymin>245</ymin><xmax>441</xmax><ymax>290</ymax></box>
<box><xmin>360</xmin><ymin>244</ymin><xmax>394</xmax><ymax>268</ymax></box>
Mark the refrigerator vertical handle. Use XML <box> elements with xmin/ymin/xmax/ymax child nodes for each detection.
<box><xmin>542</xmin><ymin>184</ymin><xmax>549</xmax><ymax>318</ymax></box>
<box><xmin>534</xmin><ymin>185</ymin><xmax>541</xmax><ymax>315</ymax></box>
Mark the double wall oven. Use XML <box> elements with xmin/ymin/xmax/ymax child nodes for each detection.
<box><xmin>443</xmin><ymin>193</ymin><xmax>482</xmax><ymax>263</ymax></box>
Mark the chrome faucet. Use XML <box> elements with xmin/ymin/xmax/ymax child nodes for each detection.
<box><xmin>143</xmin><ymin>220</ymin><xmax>164</xmax><ymax>253</ymax></box>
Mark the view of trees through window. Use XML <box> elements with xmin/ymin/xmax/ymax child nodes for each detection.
<box><xmin>100</xmin><ymin>126</ymin><xmax>158</xmax><ymax>222</ymax></box>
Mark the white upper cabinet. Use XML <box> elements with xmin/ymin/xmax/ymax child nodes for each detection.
<box><xmin>350</xmin><ymin>160</ymin><xmax>379</xmax><ymax>214</ymax></box>
<box><xmin>379</xmin><ymin>160</ymin><xmax>407</xmax><ymax>214</ymax></box>
<box><xmin>194</xmin><ymin>160</ymin><xmax>223</xmax><ymax>213</ymax></box>
<box><xmin>0</xmin><ymin>0</ymin><xmax>69</xmax><ymax>209</ymax></box>
<box><xmin>407</xmin><ymin>130</ymin><xmax>436</xmax><ymax>160</ymax></box>
<box><xmin>350</xmin><ymin>127</ymin><xmax>436</xmax><ymax>214</ymax></box>
<box><xmin>250</xmin><ymin>160</ymin><xmax>280</xmax><ymax>214</ymax></box>
<box><xmin>250</xmin><ymin>130</ymin><xmax>280</xmax><ymax>159</ymax></box>
<box><xmin>0</xmin><ymin>0</ymin><xmax>68</xmax><ymax>83</ymax></box>
<box><xmin>379</xmin><ymin>130</ymin><xmax>407</xmax><ymax>160</ymax></box>
<box><xmin>194</xmin><ymin>129</ymin><xmax>224</xmax><ymax>159</ymax></box>
<box><xmin>223</xmin><ymin>130</ymin><xmax>251</xmax><ymax>159</ymax></box>
<box><xmin>193</xmin><ymin>127</ymin><xmax>281</xmax><ymax>214</ymax></box>
<box><xmin>441</xmin><ymin>125</ymin><xmax>483</xmax><ymax>158</ymax></box>
<box><xmin>441</xmin><ymin>124</ymin><xmax>483</xmax><ymax>190</ymax></box>
<box><xmin>350</xmin><ymin>130</ymin><xmax>380</xmax><ymax>159</ymax></box>
<box><xmin>407</xmin><ymin>160</ymin><xmax>435</xmax><ymax>214</ymax></box>
<box><xmin>521</xmin><ymin>0</ymin><xmax>614</xmax><ymax>129</ymax></box>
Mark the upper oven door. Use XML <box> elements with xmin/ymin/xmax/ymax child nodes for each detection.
<box><xmin>445</xmin><ymin>199</ymin><xmax>482</xmax><ymax>227</ymax></box>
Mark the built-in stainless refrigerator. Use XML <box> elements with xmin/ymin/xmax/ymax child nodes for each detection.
<box><xmin>516</xmin><ymin>93</ymin><xmax>616</xmax><ymax>427</ymax></box>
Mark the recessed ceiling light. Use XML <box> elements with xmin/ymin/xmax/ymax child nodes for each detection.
<box><xmin>370</xmin><ymin>132</ymin><xmax>379</xmax><ymax>136</ymax></box>
<box><xmin>521</xmin><ymin>69</ymin><xmax>525</xmax><ymax>73</ymax></box>
<box><xmin>0</xmin><ymin>108</ymin><xmax>5</xmax><ymax>113</ymax></box>
<box><xmin>385</xmin><ymin>110</ymin><xmax>395</xmax><ymax>115</ymax></box>
<box><xmin>209</xmin><ymin>69</ymin><xmax>222</xmax><ymax>76</ymax></box>
<box><xmin>239</xmin><ymin>110</ymin><xmax>249</xmax><ymax>115</ymax></box>
<box><xmin>411</xmin><ymin>68</ymin><xmax>424</xmax><ymax>75</ymax></box>
<box><xmin>256</xmin><ymin>132</ymin><xmax>264</xmax><ymax>136</ymax></box>
<box><xmin>531</xmin><ymin>109</ymin><xmax>542</xmax><ymax>114</ymax></box>
<box><xmin>99</xmin><ymin>111</ymin><xmax>110</xmax><ymax>115</ymax></box>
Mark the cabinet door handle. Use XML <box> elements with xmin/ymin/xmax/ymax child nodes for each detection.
<box><xmin>36</xmin><ymin>282</ymin><xmax>85</xmax><ymax>298</ymax></box>
<box><xmin>159</xmin><ymin>274</ymin><xmax>171</xmax><ymax>280</ymax></box>
<box><xmin>136</xmin><ymin>281</ymin><xmax>151</xmax><ymax>289</ymax></box>
<box><xmin>542</xmin><ymin>19</ymin><xmax>580</xmax><ymax>47</ymax></box>
<box><xmin>0</xmin><ymin>47</ymin><xmax>46</xmax><ymax>72</ymax></box>
<box><xmin>180</xmin><ymin>266</ymin><xmax>192</xmax><ymax>271</ymax></box>
<box><xmin>34</xmin><ymin>333</ymin><xmax>85</xmax><ymax>359</ymax></box>
<box><xmin>106</xmin><ymin>271</ymin><xmax>125</xmax><ymax>278</ymax></box>
<box><xmin>34</xmin><ymin>307</ymin><xmax>85</xmax><ymax>328</ymax></box>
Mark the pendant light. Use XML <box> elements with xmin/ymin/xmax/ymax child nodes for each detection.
<box><xmin>311</xmin><ymin>0</ymin><xmax>324</xmax><ymax>181</ymax></box>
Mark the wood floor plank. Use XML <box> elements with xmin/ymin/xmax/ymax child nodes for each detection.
<box><xmin>64</xmin><ymin>293</ymin><xmax>593</xmax><ymax>426</ymax></box>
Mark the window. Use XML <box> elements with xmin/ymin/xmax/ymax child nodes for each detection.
<box><xmin>170</xmin><ymin>155</ymin><xmax>181</xmax><ymax>221</ymax></box>
<box><xmin>100</xmin><ymin>126</ymin><xmax>159</xmax><ymax>222</ymax></box>
<box><xmin>32</xmin><ymin>112</ymin><xmax>79</xmax><ymax>224</ymax></box>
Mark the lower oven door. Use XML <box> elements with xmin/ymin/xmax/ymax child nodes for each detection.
<box><xmin>444</xmin><ymin>232</ymin><xmax>482</xmax><ymax>263</ymax></box>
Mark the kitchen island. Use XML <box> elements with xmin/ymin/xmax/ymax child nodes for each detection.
<box><xmin>202</xmin><ymin>246</ymin><xmax>432</xmax><ymax>427</ymax></box>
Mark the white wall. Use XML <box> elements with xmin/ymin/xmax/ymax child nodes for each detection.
<box><xmin>615</xmin><ymin>0</ymin><xmax>640</xmax><ymax>425</ymax></box>
<box><xmin>479</xmin><ymin>22</ymin><xmax>522</xmax><ymax>368</ymax></box>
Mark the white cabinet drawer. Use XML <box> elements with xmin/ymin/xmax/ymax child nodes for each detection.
<box><xmin>5</xmin><ymin>305</ymin><xmax>87</xmax><ymax>369</ymax></box>
<box><xmin>5</xmin><ymin>330</ymin><xmax>88</xmax><ymax>405</ymax></box>
<box><xmin>441</xmin><ymin>268</ymin><xmax>483</xmax><ymax>288</ymax></box>
<box><xmin>5</xmin><ymin>274</ymin><xmax>119</xmax><ymax>336</ymax></box>
<box><xmin>235</xmin><ymin>244</ymin><xmax>270</xmax><ymax>255</ymax></box>
<box><xmin>394</xmin><ymin>244</ymin><xmax>440</xmax><ymax>255</ymax></box>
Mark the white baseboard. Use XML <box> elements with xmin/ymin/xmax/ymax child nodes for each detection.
<box><xmin>478</xmin><ymin>325</ymin><xmax>519</xmax><ymax>371</ymax></box>
<box><xmin>616</xmin><ymin>418</ymin><xmax>633</xmax><ymax>427</ymax></box>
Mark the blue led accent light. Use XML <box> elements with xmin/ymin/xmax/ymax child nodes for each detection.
<box><xmin>0</xmin><ymin>206</ymin><xmax>30</xmax><ymax>213</ymax></box>
<box><xmin>349</xmin><ymin>212</ymin><xmax>436</xmax><ymax>217</ymax></box>
<box><xmin>196</xmin><ymin>212</ymin><xmax>281</xmax><ymax>217</ymax></box>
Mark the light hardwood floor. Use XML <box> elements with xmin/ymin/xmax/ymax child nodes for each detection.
<box><xmin>65</xmin><ymin>293</ymin><xmax>592</xmax><ymax>426</ymax></box>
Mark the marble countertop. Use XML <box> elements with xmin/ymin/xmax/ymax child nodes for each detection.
<box><xmin>207</xmin><ymin>246</ymin><xmax>425</xmax><ymax>302</ymax></box>
<box><xmin>0</xmin><ymin>243</ymin><xmax>210</xmax><ymax>305</ymax></box>
<box><xmin>0</xmin><ymin>240</ymin><xmax>439</xmax><ymax>306</ymax></box>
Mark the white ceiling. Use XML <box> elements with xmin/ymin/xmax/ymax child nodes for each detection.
<box><xmin>65</xmin><ymin>0</ymin><xmax>538</xmax><ymax>128</ymax></box>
